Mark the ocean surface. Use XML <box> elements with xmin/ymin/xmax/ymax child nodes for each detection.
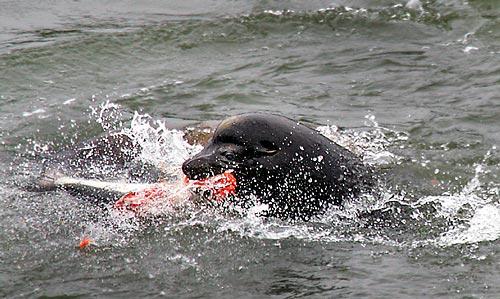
<box><xmin>1</xmin><ymin>0</ymin><xmax>499</xmax><ymax>298</ymax></box>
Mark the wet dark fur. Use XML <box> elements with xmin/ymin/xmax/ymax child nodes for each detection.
<box><xmin>182</xmin><ymin>113</ymin><xmax>373</xmax><ymax>220</ymax></box>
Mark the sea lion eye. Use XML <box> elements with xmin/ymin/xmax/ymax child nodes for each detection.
<box><xmin>222</xmin><ymin>151</ymin><xmax>236</xmax><ymax>160</ymax></box>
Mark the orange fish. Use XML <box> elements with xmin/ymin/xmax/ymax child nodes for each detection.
<box><xmin>114</xmin><ymin>171</ymin><xmax>237</xmax><ymax>214</ymax></box>
<box><xmin>114</xmin><ymin>187</ymin><xmax>166</xmax><ymax>212</ymax></box>
<box><xmin>78</xmin><ymin>236</ymin><xmax>93</xmax><ymax>250</ymax></box>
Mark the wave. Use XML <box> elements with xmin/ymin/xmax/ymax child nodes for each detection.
<box><xmin>0</xmin><ymin>2</ymin><xmax>457</xmax><ymax>55</ymax></box>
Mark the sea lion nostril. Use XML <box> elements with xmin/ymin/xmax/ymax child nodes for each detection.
<box><xmin>182</xmin><ymin>159</ymin><xmax>200</xmax><ymax>179</ymax></box>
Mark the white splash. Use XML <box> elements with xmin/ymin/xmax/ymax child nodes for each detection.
<box><xmin>90</xmin><ymin>100</ymin><xmax>123</xmax><ymax>131</ymax></box>
<box><xmin>317</xmin><ymin>114</ymin><xmax>407</xmax><ymax>165</ymax></box>
<box><xmin>439</xmin><ymin>204</ymin><xmax>500</xmax><ymax>245</ymax></box>
<box><xmin>415</xmin><ymin>149</ymin><xmax>500</xmax><ymax>246</ymax></box>
<box><xmin>121</xmin><ymin>112</ymin><xmax>202</xmax><ymax>176</ymax></box>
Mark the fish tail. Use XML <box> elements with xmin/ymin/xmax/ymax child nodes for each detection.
<box><xmin>33</xmin><ymin>168</ymin><xmax>65</xmax><ymax>191</ymax></box>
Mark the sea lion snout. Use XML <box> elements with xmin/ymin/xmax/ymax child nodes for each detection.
<box><xmin>182</xmin><ymin>154</ymin><xmax>221</xmax><ymax>180</ymax></box>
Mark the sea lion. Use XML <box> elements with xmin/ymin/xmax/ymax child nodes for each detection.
<box><xmin>182</xmin><ymin>113</ymin><xmax>373</xmax><ymax>220</ymax></box>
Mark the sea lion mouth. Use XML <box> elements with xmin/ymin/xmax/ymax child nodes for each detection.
<box><xmin>185</xmin><ymin>170</ymin><xmax>237</xmax><ymax>202</ymax></box>
<box><xmin>184</xmin><ymin>171</ymin><xmax>218</xmax><ymax>181</ymax></box>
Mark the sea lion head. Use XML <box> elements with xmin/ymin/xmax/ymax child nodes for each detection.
<box><xmin>182</xmin><ymin>113</ymin><xmax>372</xmax><ymax>219</ymax></box>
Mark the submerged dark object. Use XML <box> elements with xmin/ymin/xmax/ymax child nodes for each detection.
<box><xmin>182</xmin><ymin>113</ymin><xmax>374</xmax><ymax>220</ymax></box>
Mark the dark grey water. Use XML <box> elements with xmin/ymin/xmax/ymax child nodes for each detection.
<box><xmin>1</xmin><ymin>0</ymin><xmax>499</xmax><ymax>298</ymax></box>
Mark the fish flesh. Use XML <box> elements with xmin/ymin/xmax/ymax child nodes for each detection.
<box><xmin>33</xmin><ymin>169</ymin><xmax>237</xmax><ymax>206</ymax></box>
